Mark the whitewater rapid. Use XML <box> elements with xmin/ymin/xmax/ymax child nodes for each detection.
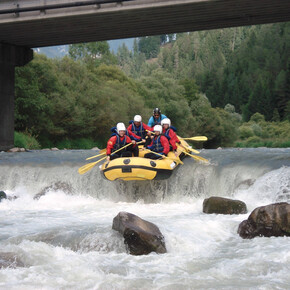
<box><xmin>0</xmin><ymin>148</ymin><xmax>290</xmax><ymax>289</ymax></box>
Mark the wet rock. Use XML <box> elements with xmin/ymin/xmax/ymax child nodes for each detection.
<box><xmin>203</xmin><ymin>196</ymin><xmax>247</xmax><ymax>215</ymax></box>
<box><xmin>7</xmin><ymin>195</ymin><xmax>18</xmax><ymax>201</ymax></box>
<box><xmin>91</xmin><ymin>147</ymin><xmax>100</xmax><ymax>151</ymax></box>
<box><xmin>7</xmin><ymin>147</ymin><xmax>25</xmax><ymax>152</ymax></box>
<box><xmin>34</xmin><ymin>181</ymin><xmax>74</xmax><ymax>200</ymax></box>
<box><xmin>112</xmin><ymin>211</ymin><xmax>167</xmax><ymax>255</ymax></box>
<box><xmin>51</xmin><ymin>147</ymin><xmax>59</xmax><ymax>151</ymax></box>
<box><xmin>0</xmin><ymin>191</ymin><xmax>7</xmax><ymax>202</ymax></box>
<box><xmin>0</xmin><ymin>252</ymin><xmax>24</xmax><ymax>268</ymax></box>
<box><xmin>238</xmin><ymin>202</ymin><xmax>290</xmax><ymax>239</ymax></box>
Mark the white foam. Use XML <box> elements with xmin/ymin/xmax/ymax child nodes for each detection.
<box><xmin>234</xmin><ymin>166</ymin><xmax>290</xmax><ymax>210</ymax></box>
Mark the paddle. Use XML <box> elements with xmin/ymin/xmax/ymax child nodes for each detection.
<box><xmin>180</xmin><ymin>136</ymin><xmax>208</xmax><ymax>142</ymax></box>
<box><xmin>178</xmin><ymin>143</ymin><xmax>200</xmax><ymax>154</ymax></box>
<box><xmin>187</xmin><ymin>147</ymin><xmax>200</xmax><ymax>154</ymax></box>
<box><xmin>78</xmin><ymin>156</ymin><xmax>107</xmax><ymax>175</ymax></box>
<box><xmin>178</xmin><ymin>149</ymin><xmax>209</xmax><ymax>163</ymax></box>
<box><xmin>86</xmin><ymin>149</ymin><xmax>106</xmax><ymax>160</ymax></box>
<box><xmin>146</xmin><ymin>149</ymin><xmax>184</xmax><ymax>165</ymax></box>
<box><xmin>79</xmin><ymin>141</ymin><xmax>143</xmax><ymax>175</ymax></box>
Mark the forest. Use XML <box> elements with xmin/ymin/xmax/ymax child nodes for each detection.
<box><xmin>14</xmin><ymin>23</ymin><xmax>290</xmax><ymax>149</ymax></box>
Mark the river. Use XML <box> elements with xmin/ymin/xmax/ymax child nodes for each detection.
<box><xmin>0</xmin><ymin>148</ymin><xmax>290</xmax><ymax>289</ymax></box>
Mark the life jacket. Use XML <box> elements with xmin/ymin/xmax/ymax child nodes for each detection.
<box><xmin>113</xmin><ymin>135</ymin><xmax>127</xmax><ymax>151</ymax></box>
<box><xmin>152</xmin><ymin>135</ymin><xmax>164</xmax><ymax>152</ymax></box>
<box><xmin>164</xmin><ymin>128</ymin><xmax>171</xmax><ymax>140</ymax></box>
<box><xmin>130</xmin><ymin>122</ymin><xmax>146</xmax><ymax>138</ymax></box>
<box><xmin>164</xmin><ymin>126</ymin><xmax>177</xmax><ymax>140</ymax></box>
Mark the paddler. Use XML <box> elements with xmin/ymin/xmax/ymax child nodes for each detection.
<box><xmin>106</xmin><ymin>123</ymin><xmax>138</xmax><ymax>162</ymax></box>
<box><xmin>161</xmin><ymin>118</ymin><xmax>181</xmax><ymax>157</ymax></box>
<box><xmin>127</xmin><ymin>115</ymin><xmax>152</xmax><ymax>146</ymax></box>
<box><xmin>144</xmin><ymin>125</ymin><xmax>169</xmax><ymax>160</ymax></box>
<box><xmin>147</xmin><ymin>108</ymin><xmax>167</xmax><ymax>127</ymax></box>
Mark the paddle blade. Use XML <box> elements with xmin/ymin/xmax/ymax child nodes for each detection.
<box><xmin>181</xmin><ymin>150</ymin><xmax>209</xmax><ymax>163</ymax></box>
<box><xmin>78</xmin><ymin>156</ymin><xmax>107</xmax><ymax>175</ymax></box>
<box><xmin>78</xmin><ymin>162</ymin><xmax>98</xmax><ymax>175</ymax></box>
<box><xmin>191</xmin><ymin>155</ymin><xmax>209</xmax><ymax>163</ymax></box>
<box><xmin>189</xmin><ymin>148</ymin><xmax>200</xmax><ymax>154</ymax></box>
<box><xmin>182</xmin><ymin>136</ymin><xmax>208</xmax><ymax>142</ymax></box>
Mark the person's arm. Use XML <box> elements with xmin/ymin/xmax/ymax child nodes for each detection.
<box><xmin>106</xmin><ymin>136</ymin><xmax>116</xmax><ymax>160</ymax></box>
<box><xmin>143</xmin><ymin>123</ymin><xmax>153</xmax><ymax>132</ymax></box>
<box><xmin>169</xmin><ymin>130</ymin><xmax>178</xmax><ymax>150</ymax></box>
<box><xmin>161</xmin><ymin>136</ymin><xmax>170</xmax><ymax>155</ymax></box>
<box><xmin>125</xmin><ymin>135</ymin><xmax>136</xmax><ymax>146</ymax></box>
<box><xmin>127</xmin><ymin>125</ymin><xmax>142</xmax><ymax>141</ymax></box>
<box><xmin>147</xmin><ymin>116</ymin><xmax>154</xmax><ymax>127</ymax></box>
<box><xmin>147</xmin><ymin>139</ymin><xmax>154</xmax><ymax>150</ymax></box>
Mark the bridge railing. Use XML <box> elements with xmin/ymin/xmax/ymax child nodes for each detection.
<box><xmin>0</xmin><ymin>0</ymin><xmax>136</xmax><ymax>15</ymax></box>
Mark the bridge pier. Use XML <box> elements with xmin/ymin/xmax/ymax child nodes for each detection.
<box><xmin>0</xmin><ymin>43</ymin><xmax>33</xmax><ymax>151</ymax></box>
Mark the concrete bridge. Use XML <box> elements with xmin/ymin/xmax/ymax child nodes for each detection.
<box><xmin>1</xmin><ymin>0</ymin><xmax>290</xmax><ymax>150</ymax></box>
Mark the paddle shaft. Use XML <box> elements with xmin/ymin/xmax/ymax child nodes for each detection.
<box><xmin>147</xmin><ymin>149</ymin><xmax>183</xmax><ymax>165</ymax></box>
<box><xmin>180</xmin><ymin>136</ymin><xmax>208</xmax><ymax>141</ymax></box>
<box><xmin>180</xmin><ymin>149</ymin><xmax>209</xmax><ymax>163</ymax></box>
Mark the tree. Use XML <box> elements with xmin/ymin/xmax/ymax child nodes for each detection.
<box><xmin>138</xmin><ymin>36</ymin><xmax>161</xmax><ymax>59</ymax></box>
<box><xmin>68</xmin><ymin>41</ymin><xmax>117</xmax><ymax>66</ymax></box>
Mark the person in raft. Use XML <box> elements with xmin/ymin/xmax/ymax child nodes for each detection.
<box><xmin>161</xmin><ymin>118</ymin><xmax>181</xmax><ymax>157</ymax></box>
<box><xmin>144</xmin><ymin>125</ymin><xmax>169</xmax><ymax>160</ymax></box>
<box><xmin>147</xmin><ymin>108</ymin><xmax>167</xmax><ymax>127</ymax></box>
<box><xmin>106</xmin><ymin>122</ymin><xmax>137</xmax><ymax>162</ymax></box>
<box><xmin>127</xmin><ymin>115</ymin><xmax>153</xmax><ymax>146</ymax></box>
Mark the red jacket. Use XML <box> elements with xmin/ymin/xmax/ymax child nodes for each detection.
<box><xmin>127</xmin><ymin>122</ymin><xmax>153</xmax><ymax>140</ymax></box>
<box><xmin>148</xmin><ymin>135</ymin><xmax>170</xmax><ymax>155</ymax></box>
<box><xmin>106</xmin><ymin>135</ymin><xmax>132</xmax><ymax>155</ymax></box>
<box><xmin>163</xmin><ymin>128</ymin><xmax>180</xmax><ymax>150</ymax></box>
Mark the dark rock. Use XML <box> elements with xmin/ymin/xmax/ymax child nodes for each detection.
<box><xmin>238</xmin><ymin>202</ymin><xmax>290</xmax><ymax>239</ymax></box>
<box><xmin>7</xmin><ymin>195</ymin><xmax>18</xmax><ymax>201</ymax></box>
<box><xmin>0</xmin><ymin>191</ymin><xmax>7</xmax><ymax>202</ymax></box>
<box><xmin>112</xmin><ymin>211</ymin><xmax>167</xmax><ymax>255</ymax></box>
<box><xmin>34</xmin><ymin>181</ymin><xmax>74</xmax><ymax>200</ymax></box>
<box><xmin>203</xmin><ymin>196</ymin><xmax>247</xmax><ymax>215</ymax></box>
<box><xmin>0</xmin><ymin>252</ymin><xmax>24</xmax><ymax>268</ymax></box>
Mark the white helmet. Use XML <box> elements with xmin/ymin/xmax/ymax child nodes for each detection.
<box><xmin>161</xmin><ymin>118</ymin><xmax>171</xmax><ymax>126</ymax></box>
<box><xmin>116</xmin><ymin>122</ymin><xmax>126</xmax><ymax>133</ymax></box>
<box><xmin>153</xmin><ymin>125</ymin><xmax>162</xmax><ymax>134</ymax></box>
<box><xmin>134</xmin><ymin>115</ymin><xmax>142</xmax><ymax>122</ymax></box>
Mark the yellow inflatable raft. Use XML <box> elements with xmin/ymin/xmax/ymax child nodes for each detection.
<box><xmin>100</xmin><ymin>139</ymin><xmax>189</xmax><ymax>181</ymax></box>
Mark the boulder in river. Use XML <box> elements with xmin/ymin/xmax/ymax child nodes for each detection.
<box><xmin>34</xmin><ymin>181</ymin><xmax>74</xmax><ymax>200</ymax></box>
<box><xmin>203</xmin><ymin>196</ymin><xmax>247</xmax><ymax>215</ymax></box>
<box><xmin>238</xmin><ymin>202</ymin><xmax>290</xmax><ymax>239</ymax></box>
<box><xmin>0</xmin><ymin>252</ymin><xmax>24</xmax><ymax>268</ymax></box>
<box><xmin>112</xmin><ymin>211</ymin><xmax>167</xmax><ymax>255</ymax></box>
<box><xmin>0</xmin><ymin>191</ymin><xmax>7</xmax><ymax>202</ymax></box>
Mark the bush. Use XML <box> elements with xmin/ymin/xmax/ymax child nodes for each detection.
<box><xmin>250</xmin><ymin>112</ymin><xmax>265</xmax><ymax>123</ymax></box>
<box><xmin>14</xmin><ymin>131</ymin><xmax>41</xmax><ymax>149</ymax></box>
<box><xmin>250</xmin><ymin>123</ymin><xmax>262</xmax><ymax>136</ymax></box>
<box><xmin>245</xmin><ymin>136</ymin><xmax>262</xmax><ymax>147</ymax></box>
<box><xmin>239</xmin><ymin>125</ymin><xmax>254</xmax><ymax>139</ymax></box>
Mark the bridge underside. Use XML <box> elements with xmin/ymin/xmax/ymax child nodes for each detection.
<box><xmin>0</xmin><ymin>0</ymin><xmax>290</xmax><ymax>48</ymax></box>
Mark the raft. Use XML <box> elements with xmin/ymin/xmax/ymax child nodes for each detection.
<box><xmin>100</xmin><ymin>139</ymin><xmax>189</xmax><ymax>181</ymax></box>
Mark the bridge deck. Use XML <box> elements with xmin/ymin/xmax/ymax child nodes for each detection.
<box><xmin>0</xmin><ymin>0</ymin><xmax>290</xmax><ymax>48</ymax></box>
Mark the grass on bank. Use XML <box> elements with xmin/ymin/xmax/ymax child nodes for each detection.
<box><xmin>14</xmin><ymin>131</ymin><xmax>41</xmax><ymax>149</ymax></box>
